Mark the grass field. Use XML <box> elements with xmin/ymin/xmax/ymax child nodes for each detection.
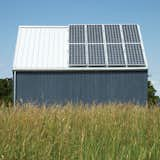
<box><xmin>0</xmin><ymin>103</ymin><xmax>160</xmax><ymax>160</ymax></box>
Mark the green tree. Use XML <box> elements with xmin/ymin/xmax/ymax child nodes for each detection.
<box><xmin>148</xmin><ymin>81</ymin><xmax>160</xmax><ymax>106</ymax></box>
<box><xmin>0</xmin><ymin>78</ymin><xmax>13</xmax><ymax>105</ymax></box>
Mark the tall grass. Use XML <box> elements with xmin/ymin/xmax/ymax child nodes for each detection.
<box><xmin>0</xmin><ymin>103</ymin><xmax>160</xmax><ymax>160</ymax></box>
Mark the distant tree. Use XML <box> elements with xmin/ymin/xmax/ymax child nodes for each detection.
<box><xmin>0</xmin><ymin>78</ymin><xmax>13</xmax><ymax>105</ymax></box>
<box><xmin>148</xmin><ymin>81</ymin><xmax>160</xmax><ymax>107</ymax></box>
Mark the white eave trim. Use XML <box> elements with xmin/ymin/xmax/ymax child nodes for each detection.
<box><xmin>19</xmin><ymin>26</ymin><xmax>68</xmax><ymax>28</ymax></box>
<box><xmin>13</xmin><ymin>67</ymin><xmax>148</xmax><ymax>72</ymax></box>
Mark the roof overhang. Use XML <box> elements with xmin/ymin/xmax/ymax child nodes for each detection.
<box><xmin>13</xmin><ymin>67</ymin><xmax>148</xmax><ymax>72</ymax></box>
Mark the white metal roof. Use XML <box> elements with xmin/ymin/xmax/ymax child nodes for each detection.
<box><xmin>13</xmin><ymin>26</ymin><xmax>69</xmax><ymax>70</ymax></box>
<box><xmin>13</xmin><ymin>25</ymin><xmax>148</xmax><ymax>71</ymax></box>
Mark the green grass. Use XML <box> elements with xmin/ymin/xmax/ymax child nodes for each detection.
<box><xmin>0</xmin><ymin>103</ymin><xmax>160</xmax><ymax>160</ymax></box>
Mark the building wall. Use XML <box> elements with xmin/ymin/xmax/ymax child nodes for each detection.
<box><xmin>15</xmin><ymin>70</ymin><xmax>148</xmax><ymax>105</ymax></box>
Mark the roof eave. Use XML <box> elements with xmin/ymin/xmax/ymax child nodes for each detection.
<box><xmin>13</xmin><ymin>67</ymin><xmax>148</xmax><ymax>72</ymax></box>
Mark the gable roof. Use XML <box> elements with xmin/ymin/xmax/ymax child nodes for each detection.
<box><xmin>13</xmin><ymin>25</ymin><xmax>148</xmax><ymax>71</ymax></box>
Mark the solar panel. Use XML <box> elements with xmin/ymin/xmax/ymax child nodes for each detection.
<box><xmin>69</xmin><ymin>25</ymin><xmax>85</xmax><ymax>43</ymax></box>
<box><xmin>122</xmin><ymin>25</ymin><xmax>140</xmax><ymax>43</ymax></box>
<box><xmin>88</xmin><ymin>44</ymin><xmax>105</xmax><ymax>66</ymax></box>
<box><xmin>69</xmin><ymin>44</ymin><xmax>86</xmax><ymax>66</ymax></box>
<box><xmin>107</xmin><ymin>44</ymin><xmax>125</xmax><ymax>66</ymax></box>
<box><xmin>104</xmin><ymin>25</ymin><xmax>122</xmax><ymax>43</ymax></box>
<box><xmin>87</xmin><ymin>25</ymin><xmax>103</xmax><ymax>43</ymax></box>
<box><xmin>125</xmin><ymin>44</ymin><xmax>145</xmax><ymax>65</ymax></box>
<box><xmin>68</xmin><ymin>24</ymin><xmax>147</xmax><ymax>68</ymax></box>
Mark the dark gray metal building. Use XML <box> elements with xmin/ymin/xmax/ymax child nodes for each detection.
<box><xmin>13</xmin><ymin>24</ymin><xmax>148</xmax><ymax>105</ymax></box>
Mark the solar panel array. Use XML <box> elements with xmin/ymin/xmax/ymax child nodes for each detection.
<box><xmin>69</xmin><ymin>24</ymin><xmax>146</xmax><ymax>67</ymax></box>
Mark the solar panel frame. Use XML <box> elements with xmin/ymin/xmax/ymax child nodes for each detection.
<box><xmin>102</xmin><ymin>25</ymin><xmax>108</xmax><ymax>66</ymax></box>
<box><xmin>69</xmin><ymin>44</ymin><xmax>86</xmax><ymax>66</ymax></box>
<box><xmin>107</xmin><ymin>44</ymin><xmax>126</xmax><ymax>66</ymax></box>
<box><xmin>88</xmin><ymin>44</ymin><xmax>106</xmax><ymax>66</ymax></box>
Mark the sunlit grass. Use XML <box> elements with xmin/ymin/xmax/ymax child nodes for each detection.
<box><xmin>0</xmin><ymin>103</ymin><xmax>160</xmax><ymax>160</ymax></box>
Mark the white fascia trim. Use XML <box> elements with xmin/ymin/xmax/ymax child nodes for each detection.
<box><xmin>137</xmin><ymin>24</ymin><xmax>148</xmax><ymax>68</ymax></box>
<box><xmin>13</xmin><ymin>27</ymin><xmax>21</xmax><ymax>69</ymax></box>
<box><xmin>13</xmin><ymin>71</ymin><xmax>16</xmax><ymax>106</ymax></box>
<box><xmin>13</xmin><ymin>67</ymin><xmax>148</xmax><ymax>72</ymax></box>
<box><xmin>19</xmin><ymin>24</ymin><xmax>140</xmax><ymax>29</ymax></box>
<box><xmin>19</xmin><ymin>26</ymin><xmax>68</xmax><ymax>28</ymax></box>
<box><xmin>70</xmin><ymin>24</ymin><xmax>139</xmax><ymax>26</ymax></box>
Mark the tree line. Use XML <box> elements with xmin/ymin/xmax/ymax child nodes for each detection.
<box><xmin>0</xmin><ymin>78</ymin><xmax>159</xmax><ymax>106</ymax></box>
<box><xmin>0</xmin><ymin>78</ymin><xmax>13</xmax><ymax>105</ymax></box>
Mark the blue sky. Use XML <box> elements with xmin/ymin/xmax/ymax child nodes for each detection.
<box><xmin>0</xmin><ymin>0</ymin><xmax>160</xmax><ymax>95</ymax></box>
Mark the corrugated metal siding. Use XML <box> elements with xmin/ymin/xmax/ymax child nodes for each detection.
<box><xmin>13</xmin><ymin>26</ymin><xmax>69</xmax><ymax>70</ymax></box>
<box><xmin>15</xmin><ymin>71</ymin><xmax>147</xmax><ymax>105</ymax></box>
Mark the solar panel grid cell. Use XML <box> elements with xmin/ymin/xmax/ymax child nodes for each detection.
<box><xmin>69</xmin><ymin>25</ymin><xmax>85</xmax><ymax>43</ymax></box>
<box><xmin>88</xmin><ymin>44</ymin><xmax>105</xmax><ymax>65</ymax></box>
<box><xmin>107</xmin><ymin>44</ymin><xmax>125</xmax><ymax>66</ymax></box>
<box><xmin>105</xmin><ymin>25</ymin><xmax>122</xmax><ymax>43</ymax></box>
<box><xmin>125</xmin><ymin>44</ymin><xmax>145</xmax><ymax>65</ymax></box>
<box><xmin>69</xmin><ymin>44</ymin><xmax>86</xmax><ymax>65</ymax></box>
<box><xmin>122</xmin><ymin>25</ymin><xmax>140</xmax><ymax>43</ymax></box>
<box><xmin>87</xmin><ymin>25</ymin><xmax>103</xmax><ymax>43</ymax></box>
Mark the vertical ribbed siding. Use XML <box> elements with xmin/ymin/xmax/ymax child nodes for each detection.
<box><xmin>15</xmin><ymin>71</ymin><xmax>147</xmax><ymax>105</ymax></box>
